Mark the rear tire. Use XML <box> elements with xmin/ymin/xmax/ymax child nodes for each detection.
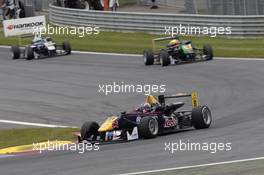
<box><xmin>160</xmin><ymin>50</ymin><xmax>170</xmax><ymax>67</ymax></box>
<box><xmin>191</xmin><ymin>106</ymin><xmax>212</xmax><ymax>129</ymax></box>
<box><xmin>63</xmin><ymin>41</ymin><xmax>71</xmax><ymax>55</ymax></box>
<box><xmin>81</xmin><ymin>121</ymin><xmax>99</xmax><ymax>141</ymax></box>
<box><xmin>11</xmin><ymin>45</ymin><xmax>20</xmax><ymax>59</ymax></box>
<box><xmin>138</xmin><ymin>116</ymin><xmax>159</xmax><ymax>139</ymax></box>
<box><xmin>203</xmin><ymin>44</ymin><xmax>213</xmax><ymax>60</ymax></box>
<box><xmin>25</xmin><ymin>46</ymin><xmax>34</xmax><ymax>60</ymax></box>
<box><xmin>143</xmin><ymin>49</ymin><xmax>154</xmax><ymax>65</ymax></box>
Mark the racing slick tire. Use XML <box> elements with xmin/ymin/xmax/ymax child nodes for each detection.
<box><xmin>203</xmin><ymin>44</ymin><xmax>213</xmax><ymax>60</ymax></box>
<box><xmin>25</xmin><ymin>46</ymin><xmax>34</xmax><ymax>60</ymax></box>
<box><xmin>160</xmin><ymin>50</ymin><xmax>170</xmax><ymax>67</ymax></box>
<box><xmin>138</xmin><ymin>116</ymin><xmax>159</xmax><ymax>139</ymax></box>
<box><xmin>191</xmin><ymin>105</ymin><xmax>212</xmax><ymax>129</ymax></box>
<box><xmin>81</xmin><ymin>121</ymin><xmax>99</xmax><ymax>141</ymax></box>
<box><xmin>11</xmin><ymin>45</ymin><xmax>20</xmax><ymax>59</ymax></box>
<box><xmin>63</xmin><ymin>41</ymin><xmax>71</xmax><ymax>55</ymax></box>
<box><xmin>143</xmin><ymin>49</ymin><xmax>154</xmax><ymax>65</ymax></box>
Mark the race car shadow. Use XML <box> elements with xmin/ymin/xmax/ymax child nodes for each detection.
<box><xmin>91</xmin><ymin>128</ymin><xmax>195</xmax><ymax>146</ymax></box>
<box><xmin>150</xmin><ymin>59</ymin><xmax>214</xmax><ymax>67</ymax></box>
<box><xmin>159</xmin><ymin>128</ymin><xmax>194</xmax><ymax>136</ymax></box>
<box><xmin>24</xmin><ymin>54</ymin><xmax>71</xmax><ymax>61</ymax></box>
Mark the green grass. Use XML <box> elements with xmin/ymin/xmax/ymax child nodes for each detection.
<box><xmin>119</xmin><ymin>0</ymin><xmax>137</xmax><ymax>7</ymax></box>
<box><xmin>0</xmin><ymin>128</ymin><xmax>79</xmax><ymax>149</ymax></box>
<box><xmin>1</xmin><ymin>30</ymin><xmax>264</xmax><ymax>58</ymax></box>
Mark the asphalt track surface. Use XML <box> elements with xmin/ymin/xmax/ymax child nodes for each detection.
<box><xmin>0</xmin><ymin>47</ymin><xmax>264</xmax><ymax>175</ymax></box>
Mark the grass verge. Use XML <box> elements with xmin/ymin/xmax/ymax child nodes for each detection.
<box><xmin>0</xmin><ymin>128</ymin><xmax>79</xmax><ymax>149</ymax></box>
<box><xmin>119</xmin><ymin>0</ymin><xmax>137</xmax><ymax>7</ymax></box>
<box><xmin>0</xmin><ymin>30</ymin><xmax>263</xmax><ymax>58</ymax></box>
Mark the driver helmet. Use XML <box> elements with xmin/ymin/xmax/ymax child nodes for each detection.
<box><xmin>143</xmin><ymin>102</ymin><xmax>151</xmax><ymax>113</ymax></box>
<box><xmin>169</xmin><ymin>39</ymin><xmax>180</xmax><ymax>47</ymax></box>
<box><xmin>32</xmin><ymin>33</ymin><xmax>43</xmax><ymax>43</ymax></box>
<box><xmin>46</xmin><ymin>37</ymin><xmax>52</xmax><ymax>42</ymax></box>
<box><xmin>32</xmin><ymin>37</ymin><xmax>42</xmax><ymax>43</ymax></box>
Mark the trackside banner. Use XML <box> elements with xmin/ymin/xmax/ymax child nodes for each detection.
<box><xmin>3</xmin><ymin>16</ymin><xmax>46</xmax><ymax>37</ymax></box>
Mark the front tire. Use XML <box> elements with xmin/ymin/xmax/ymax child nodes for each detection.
<box><xmin>138</xmin><ymin>116</ymin><xmax>159</xmax><ymax>139</ymax></box>
<box><xmin>63</xmin><ymin>41</ymin><xmax>71</xmax><ymax>55</ymax></box>
<box><xmin>191</xmin><ymin>105</ymin><xmax>212</xmax><ymax>129</ymax></box>
<box><xmin>11</xmin><ymin>45</ymin><xmax>20</xmax><ymax>59</ymax></box>
<box><xmin>160</xmin><ymin>50</ymin><xmax>170</xmax><ymax>67</ymax></box>
<box><xmin>143</xmin><ymin>49</ymin><xmax>154</xmax><ymax>65</ymax></box>
<box><xmin>81</xmin><ymin>121</ymin><xmax>99</xmax><ymax>141</ymax></box>
<box><xmin>25</xmin><ymin>46</ymin><xmax>34</xmax><ymax>60</ymax></box>
<box><xmin>203</xmin><ymin>44</ymin><xmax>213</xmax><ymax>60</ymax></box>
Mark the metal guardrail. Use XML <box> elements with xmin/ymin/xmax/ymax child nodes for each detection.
<box><xmin>42</xmin><ymin>0</ymin><xmax>54</xmax><ymax>12</ymax></box>
<box><xmin>49</xmin><ymin>4</ymin><xmax>264</xmax><ymax>36</ymax></box>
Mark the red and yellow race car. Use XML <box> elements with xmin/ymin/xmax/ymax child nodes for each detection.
<box><xmin>78</xmin><ymin>92</ymin><xmax>212</xmax><ymax>143</ymax></box>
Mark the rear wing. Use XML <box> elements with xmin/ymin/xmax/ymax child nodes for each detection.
<box><xmin>158</xmin><ymin>92</ymin><xmax>199</xmax><ymax>108</ymax></box>
<box><xmin>152</xmin><ymin>36</ymin><xmax>179</xmax><ymax>52</ymax></box>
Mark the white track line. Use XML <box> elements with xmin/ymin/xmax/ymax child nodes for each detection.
<box><xmin>0</xmin><ymin>119</ymin><xmax>77</xmax><ymax>128</ymax></box>
<box><xmin>0</xmin><ymin>45</ymin><xmax>9</xmax><ymax>49</ymax></box>
<box><xmin>217</xmin><ymin>57</ymin><xmax>264</xmax><ymax>61</ymax></box>
<box><xmin>0</xmin><ymin>45</ymin><xmax>263</xmax><ymax>60</ymax></box>
<box><xmin>72</xmin><ymin>50</ymin><xmax>140</xmax><ymax>57</ymax></box>
<box><xmin>70</xmin><ymin>51</ymin><xmax>264</xmax><ymax>61</ymax></box>
<box><xmin>0</xmin><ymin>45</ymin><xmax>140</xmax><ymax>57</ymax></box>
<box><xmin>73</xmin><ymin>52</ymin><xmax>264</xmax><ymax>61</ymax></box>
<box><xmin>117</xmin><ymin>156</ymin><xmax>264</xmax><ymax>175</ymax></box>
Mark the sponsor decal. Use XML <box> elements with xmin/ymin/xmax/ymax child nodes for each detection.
<box><xmin>105</xmin><ymin>131</ymin><xmax>113</xmax><ymax>141</ymax></box>
<box><xmin>7</xmin><ymin>25</ymin><xmax>14</xmax><ymax>30</ymax></box>
<box><xmin>127</xmin><ymin>127</ymin><xmax>139</xmax><ymax>141</ymax></box>
<box><xmin>136</xmin><ymin>116</ymin><xmax>141</xmax><ymax>124</ymax></box>
<box><xmin>164</xmin><ymin>118</ymin><xmax>177</xmax><ymax>128</ymax></box>
<box><xmin>105</xmin><ymin>130</ymin><xmax>122</xmax><ymax>141</ymax></box>
<box><xmin>3</xmin><ymin>16</ymin><xmax>46</xmax><ymax>37</ymax></box>
<box><xmin>112</xmin><ymin>131</ymin><xmax>122</xmax><ymax>140</ymax></box>
<box><xmin>7</xmin><ymin>22</ymin><xmax>44</xmax><ymax>31</ymax></box>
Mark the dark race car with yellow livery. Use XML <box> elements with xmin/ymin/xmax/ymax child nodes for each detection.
<box><xmin>78</xmin><ymin>92</ymin><xmax>212</xmax><ymax>143</ymax></box>
<box><xmin>143</xmin><ymin>36</ymin><xmax>213</xmax><ymax>66</ymax></box>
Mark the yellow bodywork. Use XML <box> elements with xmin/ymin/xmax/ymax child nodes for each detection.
<box><xmin>98</xmin><ymin>116</ymin><xmax>118</xmax><ymax>132</ymax></box>
<box><xmin>152</xmin><ymin>36</ymin><xmax>178</xmax><ymax>54</ymax></box>
<box><xmin>191</xmin><ymin>91</ymin><xmax>199</xmax><ymax>108</ymax></box>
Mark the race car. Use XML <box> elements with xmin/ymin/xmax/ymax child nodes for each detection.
<box><xmin>78</xmin><ymin>92</ymin><xmax>212</xmax><ymax>143</ymax></box>
<box><xmin>143</xmin><ymin>36</ymin><xmax>213</xmax><ymax>66</ymax></box>
<box><xmin>11</xmin><ymin>34</ymin><xmax>71</xmax><ymax>60</ymax></box>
